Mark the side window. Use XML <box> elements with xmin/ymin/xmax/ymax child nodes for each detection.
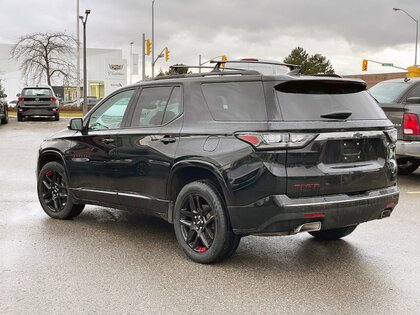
<box><xmin>131</xmin><ymin>86</ymin><xmax>181</xmax><ymax>127</ymax></box>
<box><xmin>88</xmin><ymin>89</ymin><xmax>134</xmax><ymax>130</ymax></box>
<box><xmin>201</xmin><ymin>82</ymin><xmax>267</xmax><ymax>121</ymax></box>
<box><xmin>406</xmin><ymin>84</ymin><xmax>420</xmax><ymax>99</ymax></box>
<box><xmin>163</xmin><ymin>87</ymin><xmax>182</xmax><ymax>124</ymax></box>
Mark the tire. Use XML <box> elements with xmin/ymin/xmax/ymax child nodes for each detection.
<box><xmin>173</xmin><ymin>180</ymin><xmax>239</xmax><ymax>264</ymax></box>
<box><xmin>54</xmin><ymin>113</ymin><xmax>59</xmax><ymax>121</ymax></box>
<box><xmin>397</xmin><ymin>158</ymin><xmax>419</xmax><ymax>175</ymax></box>
<box><xmin>1</xmin><ymin>107</ymin><xmax>8</xmax><ymax>124</ymax></box>
<box><xmin>309</xmin><ymin>225</ymin><xmax>358</xmax><ymax>240</ymax></box>
<box><xmin>17</xmin><ymin>113</ymin><xmax>23</xmax><ymax>122</ymax></box>
<box><xmin>37</xmin><ymin>161</ymin><xmax>84</xmax><ymax>219</ymax></box>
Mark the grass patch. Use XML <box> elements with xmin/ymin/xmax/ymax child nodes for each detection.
<box><xmin>59</xmin><ymin>111</ymin><xmax>83</xmax><ymax>118</ymax></box>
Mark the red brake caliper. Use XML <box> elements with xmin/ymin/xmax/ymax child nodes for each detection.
<box><xmin>45</xmin><ymin>170</ymin><xmax>53</xmax><ymax>177</ymax></box>
<box><xmin>197</xmin><ymin>246</ymin><xmax>207</xmax><ymax>253</ymax></box>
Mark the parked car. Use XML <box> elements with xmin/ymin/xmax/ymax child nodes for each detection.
<box><xmin>66</xmin><ymin>96</ymin><xmax>98</xmax><ymax>107</ymax></box>
<box><xmin>16</xmin><ymin>86</ymin><xmax>60</xmax><ymax>121</ymax></box>
<box><xmin>369</xmin><ymin>78</ymin><xmax>420</xmax><ymax>174</ymax></box>
<box><xmin>0</xmin><ymin>94</ymin><xmax>8</xmax><ymax>124</ymax></box>
<box><xmin>8</xmin><ymin>99</ymin><xmax>18</xmax><ymax>107</ymax></box>
<box><xmin>36</xmin><ymin>62</ymin><xmax>399</xmax><ymax>264</ymax></box>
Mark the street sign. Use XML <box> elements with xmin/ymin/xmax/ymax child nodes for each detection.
<box><xmin>382</xmin><ymin>63</ymin><xmax>394</xmax><ymax>67</ymax></box>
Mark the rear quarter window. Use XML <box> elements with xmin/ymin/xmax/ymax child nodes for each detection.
<box><xmin>201</xmin><ymin>81</ymin><xmax>267</xmax><ymax>121</ymax></box>
<box><xmin>275</xmin><ymin>80</ymin><xmax>387</xmax><ymax>121</ymax></box>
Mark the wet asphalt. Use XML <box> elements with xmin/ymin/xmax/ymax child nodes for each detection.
<box><xmin>1</xmin><ymin>117</ymin><xmax>419</xmax><ymax>314</ymax></box>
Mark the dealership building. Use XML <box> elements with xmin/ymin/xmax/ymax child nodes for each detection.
<box><xmin>0</xmin><ymin>43</ymin><xmax>127</xmax><ymax>102</ymax></box>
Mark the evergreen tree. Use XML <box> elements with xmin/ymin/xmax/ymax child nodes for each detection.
<box><xmin>284</xmin><ymin>47</ymin><xmax>334</xmax><ymax>75</ymax></box>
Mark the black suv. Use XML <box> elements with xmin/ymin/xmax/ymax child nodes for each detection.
<box><xmin>36</xmin><ymin>63</ymin><xmax>399</xmax><ymax>263</ymax></box>
<box><xmin>17</xmin><ymin>86</ymin><xmax>60</xmax><ymax>121</ymax></box>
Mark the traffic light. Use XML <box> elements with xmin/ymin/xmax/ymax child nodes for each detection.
<box><xmin>146</xmin><ymin>39</ymin><xmax>152</xmax><ymax>56</ymax></box>
<box><xmin>362</xmin><ymin>59</ymin><xmax>368</xmax><ymax>71</ymax></box>
<box><xmin>220</xmin><ymin>55</ymin><xmax>227</xmax><ymax>68</ymax></box>
<box><xmin>165</xmin><ymin>47</ymin><xmax>170</xmax><ymax>62</ymax></box>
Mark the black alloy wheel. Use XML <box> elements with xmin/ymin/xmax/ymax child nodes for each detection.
<box><xmin>37</xmin><ymin>162</ymin><xmax>84</xmax><ymax>219</ymax></box>
<box><xmin>174</xmin><ymin>181</ymin><xmax>240</xmax><ymax>264</ymax></box>
<box><xmin>179</xmin><ymin>194</ymin><xmax>216</xmax><ymax>253</ymax></box>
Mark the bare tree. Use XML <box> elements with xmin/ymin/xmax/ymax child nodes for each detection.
<box><xmin>11</xmin><ymin>32</ymin><xmax>77</xmax><ymax>86</ymax></box>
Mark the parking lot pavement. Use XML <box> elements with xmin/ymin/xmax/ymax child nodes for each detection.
<box><xmin>1</xmin><ymin>117</ymin><xmax>420</xmax><ymax>314</ymax></box>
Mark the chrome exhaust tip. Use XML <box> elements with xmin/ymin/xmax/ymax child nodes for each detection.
<box><xmin>380</xmin><ymin>209</ymin><xmax>392</xmax><ymax>219</ymax></box>
<box><xmin>293</xmin><ymin>221</ymin><xmax>322</xmax><ymax>234</ymax></box>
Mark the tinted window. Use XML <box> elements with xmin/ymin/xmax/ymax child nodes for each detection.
<box><xmin>201</xmin><ymin>82</ymin><xmax>267</xmax><ymax>121</ymax></box>
<box><xmin>131</xmin><ymin>86</ymin><xmax>181</xmax><ymax>127</ymax></box>
<box><xmin>275</xmin><ymin>80</ymin><xmax>386</xmax><ymax>121</ymax></box>
<box><xmin>22</xmin><ymin>88</ymin><xmax>52</xmax><ymax>96</ymax></box>
<box><xmin>89</xmin><ymin>89</ymin><xmax>134</xmax><ymax>130</ymax></box>
<box><xmin>369</xmin><ymin>82</ymin><xmax>411</xmax><ymax>103</ymax></box>
<box><xmin>406</xmin><ymin>84</ymin><xmax>420</xmax><ymax>98</ymax></box>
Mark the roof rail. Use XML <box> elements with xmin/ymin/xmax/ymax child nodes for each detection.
<box><xmin>150</xmin><ymin>66</ymin><xmax>260</xmax><ymax>80</ymax></box>
<box><xmin>210</xmin><ymin>59</ymin><xmax>301</xmax><ymax>72</ymax></box>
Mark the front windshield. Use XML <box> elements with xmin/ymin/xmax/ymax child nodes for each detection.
<box><xmin>369</xmin><ymin>82</ymin><xmax>410</xmax><ymax>103</ymax></box>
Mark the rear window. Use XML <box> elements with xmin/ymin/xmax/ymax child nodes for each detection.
<box><xmin>369</xmin><ymin>82</ymin><xmax>411</xmax><ymax>103</ymax></box>
<box><xmin>22</xmin><ymin>88</ymin><xmax>52</xmax><ymax>96</ymax></box>
<box><xmin>201</xmin><ymin>82</ymin><xmax>267</xmax><ymax>121</ymax></box>
<box><xmin>275</xmin><ymin>80</ymin><xmax>387</xmax><ymax>121</ymax></box>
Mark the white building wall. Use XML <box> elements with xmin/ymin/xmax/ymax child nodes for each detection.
<box><xmin>0</xmin><ymin>44</ymin><xmax>126</xmax><ymax>101</ymax></box>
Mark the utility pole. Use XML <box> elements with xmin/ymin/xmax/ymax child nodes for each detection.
<box><xmin>76</xmin><ymin>0</ymin><xmax>80</xmax><ymax>106</ymax></box>
<box><xmin>142</xmin><ymin>33</ymin><xmax>146</xmax><ymax>81</ymax></box>
<box><xmin>199</xmin><ymin>54</ymin><xmax>202</xmax><ymax>73</ymax></box>
<box><xmin>79</xmin><ymin>9</ymin><xmax>91</xmax><ymax>116</ymax></box>
<box><xmin>130</xmin><ymin>41</ymin><xmax>134</xmax><ymax>84</ymax></box>
<box><xmin>151</xmin><ymin>0</ymin><xmax>155</xmax><ymax>78</ymax></box>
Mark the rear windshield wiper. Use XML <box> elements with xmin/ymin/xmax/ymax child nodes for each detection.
<box><xmin>320</xmin><ymin>111</ymin><xmax>352</xmax><ymax>119</ymax></box>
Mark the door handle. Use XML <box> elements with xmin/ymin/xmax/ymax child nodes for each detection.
<box><xmin>102</xmin><ymin>138</ymin><xmax>115</xmax><ymax>144</ymax></box>
<box><xmin>160</xmin><ymin>136</ymin><xmax>176</xmax><ymax>144</ymax></box>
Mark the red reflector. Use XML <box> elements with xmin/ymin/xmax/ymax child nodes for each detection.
<box><xmin>304</xmin><ymin>213</ymin><xmax>325</xmax><ymax>218</ymax></box>
<box><xmin>403</xmin><ymin>113</ymin><xmax>419</xmax><ymax>135</ymax></box>
<box><xmin>386</xmin><ymin>202</ymin><xmax>396</xmax><ymax>208</ymax></box>
<box><xmin>238</xmin><ymin>135</ymin><xmax>261</xmax><ymax>146</ymax></box>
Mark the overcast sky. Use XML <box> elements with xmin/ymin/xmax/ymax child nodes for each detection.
<box><xmin>1</xmin><ymin>0</ymin><xmax>420</xmax><ymax>75</ymax></box>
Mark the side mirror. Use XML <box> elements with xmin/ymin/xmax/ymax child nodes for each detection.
<box><xmin>68</xmin><ymin>118</ymin><xmax>84</xmax><ymax>131</ymax></box>
<box><xmin>16</xmin><ymin>93</ymin><xmax>20</xmax><ymax>97</ymax></box>
<box><xmin>406</xmin><ymin>97</ymin><xmax>420</xmax><ymax>104</ymax></box>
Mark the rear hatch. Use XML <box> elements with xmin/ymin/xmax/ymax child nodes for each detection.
<box><xmin>19</xmin><ymin>88</ymin><xmax>56</xmax><ymax>107</ymax></box>
<box><xmin>271</xmin><ymin>79</ymin><xmax>396</xmax><ymax>198</ymax></box>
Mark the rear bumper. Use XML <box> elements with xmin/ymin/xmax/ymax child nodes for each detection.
<box><xmin>228</xmin><ymin>185</ymin><xmax>399</xmax><ymax>234</ymax></box>
<box><xmin>19</xmin><ymin>107</ymin><xmax>58</xmax><ymax>116</ymax></box>
<box><xmin>396</xmin><ymin>140</ymin><xmax>420</xmax><ymax>159</ymax></box>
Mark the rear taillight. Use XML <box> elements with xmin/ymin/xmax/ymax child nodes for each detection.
<box><xmin>236</xmin><ymin>132</ymin><xmax>318</xmax><ymax>150</ymax></box>
<box><xmin>18</xmin><ymin>97</ymin><xmax>24</xmax><ymax>103</ymax></box>
<box><xmin>51</xmin><ymin>97</ymin><xmax>58</xmax><ymax>103</ymax></box>
<box><xmin>403</xmin><ymin>113</ymin><xmax>419</xmax><ymax>135</ymax></box>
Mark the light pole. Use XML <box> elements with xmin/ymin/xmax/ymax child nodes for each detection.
<box><xmin>130</xmin><ymin>41</ymin><xmax>134</xmax><ymax>84</ymax></box>
<box><xmin>76</xmin><ymin>0</ymin><xmax>80</xmax><ymax>107</ymax></box>
<box><xmin>151</xmin><ymin>0</ymin><xmax>155</xmax><ymax>78</ymax></box>
<box><xmin>393</xmin><ymin>7</ymin><xmax>419</xmax><ymax>66</ymax></box>
<box><xmin>79</xmin><ymin>9</ymin><xmax>91</xmax><ymax>116</ymax></box>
